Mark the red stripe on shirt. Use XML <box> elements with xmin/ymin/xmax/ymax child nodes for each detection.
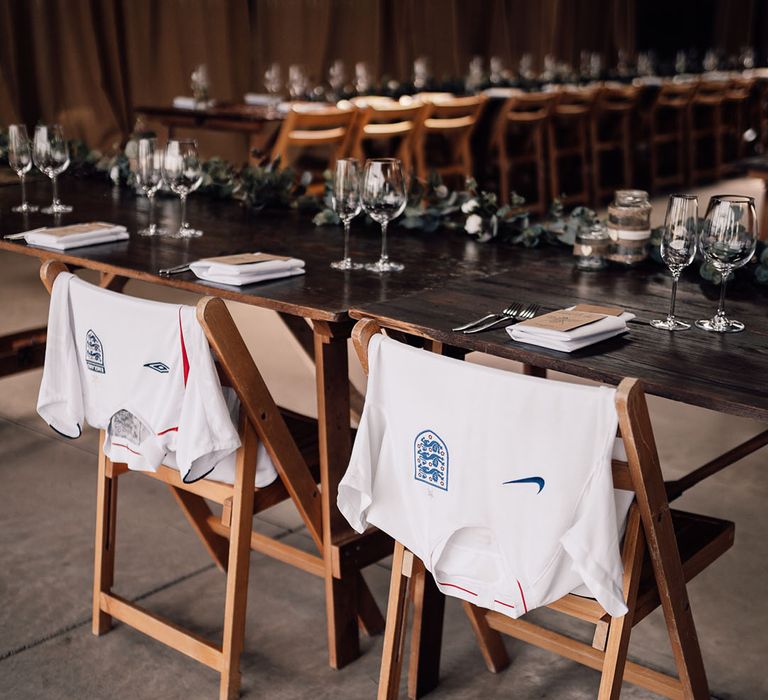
<box><xmin>494</xmin><ymin>599</ymin><xmax>515</xmax><ymax>609</ymax></box>
<box><xmin>517</xmin><ymin>580</ymin><xmax>528</xmax><ymax>613</ymax></box>
<box><xmin>178</xmin><ymin>307</ymin><xmax>190</xmax><ymax>386</ymax></box>
<box><xmin>437</xmin><ymin>581</ymin><xmax>478</xmax><ymax>596</ymax></box>
<box><xmin>157</xmin><ymin>426</ymin><xmax>178</xmax><ymax>436</ymax></box>
<box><xmin>112</xmin><ymin>442</ymin><xmax>142</xmax><ymax>456</ymax></box>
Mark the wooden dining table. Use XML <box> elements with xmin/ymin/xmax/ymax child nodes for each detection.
<box><xmin>2</xmin><ymin>175</ymin><xmax>768</xmax><ymax>697</ymax></box>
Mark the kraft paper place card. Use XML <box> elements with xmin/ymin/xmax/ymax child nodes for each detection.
<box><xmin>571</xmin><ymin>303</ymin><xmax>624</xmax><ymax>317</ymax></box>
<box><xmin>203</xmin><ymin>252</ymin><xmax>291</xmax><ymax>265</ymax></box>
<box><xmin>42</xmin><ymin>222</ymin><xmax>122</xmax><ymax>238</ymax></box>
<box><xmin>517</xmin><ymin>309</ymin><xmax>605</xmax><ymax>332</ymax></box>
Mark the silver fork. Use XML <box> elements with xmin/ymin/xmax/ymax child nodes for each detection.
<box><xmin>452</xmin><ymin>303</ymin><xmax>522</xmax><ymax>332</ymax></box>
<box><xmin>158</xmin><ymin>263</ymin><xmax>191</xmax><ymax>276</ymax></box>
<box><xmin>463</xmin><ymin>302</ymin><xmax>540</xmax><ymax>334</ymax></box>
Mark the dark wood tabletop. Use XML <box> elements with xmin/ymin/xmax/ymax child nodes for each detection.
<box><xmin>350</xmin><ymin>250</ymin><xmax>768</xmax><ymax>423</ymax></box>
<box><xmin>0</xmin><ymin>177</ymin><xmax>517</xmax><ymax>321</ymax></box>
<box><xmin>136</xmin><ymin>103</ymin><xmax>284</xmax><ymax>129</ymax></box>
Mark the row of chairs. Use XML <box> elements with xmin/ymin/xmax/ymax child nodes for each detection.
<box><xmin>270</xmin><ymin>77</ymin><xmax>758</xmax><ymax>210</ymax></box>
<box><xmin>270</xmin><ymin>94</ymin><xmax>487</xmax><ymax>194</ymax></box>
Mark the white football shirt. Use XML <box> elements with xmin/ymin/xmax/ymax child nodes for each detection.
<box><xmin>338</xmin><ymin>335</ymin><xmax>628</xmax><ymax>619</ymax></box>
<box><xmin>37</xmin><ymin>272</ymin><xmax>277</xmax><ymax>486</ymax></box>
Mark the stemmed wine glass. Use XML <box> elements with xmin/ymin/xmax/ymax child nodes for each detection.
<box><xmin>132</xmin><ymin>138</ymin><xmax>167</xmax><ymax>237</ymax></box>
<box><xmin>162</xmin><ymin>139</ymin><xmax>203</xmax><ymax>238</ymax></box>
<box><xmin>650</xmin><ymin>194</ymin><xmax>698</xmax><ymax>331</ymax></box>
<box><xmin>33</xmin><ymin>125</ymin><xmax>73</xmax><ymax>214</ymax></box>
<box><xmin>696</xmin><ymin>195</ymin><xmax>758</xmax><ymax>333</ymax></box>
<box><xmin>362</xmin><ymin>158</ymin><xmax>407</xmax><ymax>272</ymax></box>
<box><xmin>7</xmin><ymin>125</ymin><xmax>38</xmax><ymax>213</ymax></box>
<box><xmin>331</xmin><ymin>158</ymin><xmax>363</xmax><ymax>270</ymax></box>
<box><xmin>264</xmin><ymin>62</ymin><xmax>282</xmax><ymax>117</ymax></box>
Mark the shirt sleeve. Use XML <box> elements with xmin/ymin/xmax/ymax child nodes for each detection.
<box><xmin>174</xmin><ymin>314</ymin><xmax>241</xmax><ymax>483</ymax></box>
<box><xmin>559</xmin><ymin>451</ymin><xmax>629</xmax><ymax>618</ymax></box>
<box><xmin>337</xmin><ymin>335</ymin><xmax>384</xmax><ymax>533</ymax></box>
<box><xmin>36</xmin><ymin>273</ymin><xmax>84</xmax><ymax>439</ymax></box>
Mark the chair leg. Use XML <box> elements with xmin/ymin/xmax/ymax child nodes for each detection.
<box><xmin>378</xmin><ymin>542</ymin><xmax>412</xmax><ymax>700</ymax></box>
<box><xmin>93</xmin><ymin>441</ymin><xmax>118</xmax><ymax>636</ymax></box>
<box><xmin>463</xmin><ymin>602</ymin><xmax>510</xmax><ymax>673</ymax></box>
<box><xmin>407</xmin><ymin>560</ymin><xmax>446</xmax><ymax>699</ymax></box>
<box><xmin>597</xmin><ymin>506</ymin><xmax>645</xmax><ymax>699</ymax></box>
<box><xmin>219</xmin><ymin>420</ymin><xmax>258</xmax><ymax>700</ymax></box>
<box><xmin>534</xmin><ymin>126</ymin><xmax>547</xmax><ymax>215</ymax></box>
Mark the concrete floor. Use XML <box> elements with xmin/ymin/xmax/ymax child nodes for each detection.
<box><xmin>1</xmin><ymin>179</ymin><xmax>767</xmax><ymax>699</ymax></box>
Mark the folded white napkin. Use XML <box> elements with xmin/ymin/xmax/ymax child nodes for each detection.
<box><xmin>189</xmin><ymin>252</ymin><xmax>305</xmax><ymax>286</ymax></box>
<box><xmin>23</xmin><ymin>223</ymin><xmax>129</xmax><ymax>250</ymax></box>
<box><xmin>244</xmin><ymin>93</ymin><xmax>280</xmax><ymax>106</ymax></box>
<box><xmin>507</xmin><ymin>310</ymin><xmax>634</xmax><ymax>353</ymax></box>
<box><xmin>172</xmin><ymin>96</ymin><xmax>214</xmax><ymax>110</ymax></box>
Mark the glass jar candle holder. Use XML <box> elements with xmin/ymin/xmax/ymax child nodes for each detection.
<box><xmin>574</xmin><ymin>222</ymin><xmax>610</xmax><ymax>270</ymax></box>
<box><xmin>607</xmin><ymin>189</ymin><xmax>652</xmax><ymax>266</ymax></box>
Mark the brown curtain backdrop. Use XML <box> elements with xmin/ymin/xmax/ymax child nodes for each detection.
<box><xmin>0</xmin><ymin>0</ymin><xmax>751</xmax><ymax>161</ymax></box>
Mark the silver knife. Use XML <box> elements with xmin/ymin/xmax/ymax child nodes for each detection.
<box><xmin>158</xmin><ymin>263</ymin><xmax>191</xmax><ymax>276</ymax></box>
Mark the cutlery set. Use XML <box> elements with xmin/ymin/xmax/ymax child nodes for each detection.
<box><xmin>452</xmin><ymin>302</ymin><xmax>540</xmax><ymax>334</ymax></box>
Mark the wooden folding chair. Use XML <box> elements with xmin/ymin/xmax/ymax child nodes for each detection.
<box><xmin>687</xmin><ymin>80</ymin><xmax>728</xmax><ymax>184</ymax></box>
<box><xmin>347</xmin><ymin>101</ymin><xmax>426</xmax><ymax>176</ymax></box>
<box><xmin>491</xmin><ymin>90</ymin><xmax>557</xmax><ymax>214</ymax></box>
<box><xmin>649</xmin><ymin>81</ymin><xmax>697</xmax><ymax>192</ymax></box>
<box><xmin>412</xmin><ymin>95</ymin><xmax>487</xmax><ymax>185</ymax></box>
<box><xmin>40</xmin><ymin>261</ymin><xmax>332</xmax><ymax>700</ymax></box>
<box><xmin>271</xmin><ymin>104</ymin><xmax>357</xmax><ymax>194</ymax></box>
<box><xmin>351</xmin><ymin>319</ymin><xmax>734</xmax><ymax>700</ymax></box>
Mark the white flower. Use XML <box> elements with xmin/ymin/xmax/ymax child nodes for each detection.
<box><xmin>435</xmin><ymin>184</ymin><xmax>448</xmax><ymax>198</ymax></box>
<box><xmin>461</xmin><ymin>199</ymin><xmax>479</xmax><ymax>214</ymax></box>
<box><xmin>465</xmin><ymin>213</ymin><xmax>483</xmax><ymax>235</ymax></box>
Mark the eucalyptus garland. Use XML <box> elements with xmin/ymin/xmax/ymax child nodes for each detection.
<box><xmin>2</xmin><ymin>126</ymin><xmax>767</xmax><ymax>288</ymax></box>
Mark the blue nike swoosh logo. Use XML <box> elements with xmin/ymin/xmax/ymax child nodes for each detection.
<box><xmin>502</xmin><ymin>476</ymin><xmax>545</xmax><ymax>494</ymax></box>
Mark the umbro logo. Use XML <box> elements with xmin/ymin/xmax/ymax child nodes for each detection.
<box><xmin>144</xmin><ymin>362</ymin><xmax>170</xmax><ymax>374</ymax></box>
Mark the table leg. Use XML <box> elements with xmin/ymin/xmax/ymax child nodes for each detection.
<box><xmin>313</xmin><ymin>320</ymin><xmax>361</xmax><ymax>668</ymax></box>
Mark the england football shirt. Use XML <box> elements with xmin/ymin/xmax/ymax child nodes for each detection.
<box><xmin>338</xmin><ymin>335</ymin><xmax>629</xmax><ymax>619</ymax></box>
<box><xmin>37</xmin><ymin>272</ymin><xmax>277</xmax><ymax>486</ymax></box>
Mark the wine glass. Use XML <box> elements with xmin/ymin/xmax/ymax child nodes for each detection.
<box><xmin>264</xmin><ymin>62</ymin><xmax>282</xmax><ymax>117</ymax></box>
<box><xmin>33</xmin><ymin>125</ymin><xmax>73</xmax><ymax>214</ymax></box>
<box><xmin>650</xmin><ymin>195</ymin><xmax>698</xmax><ymax>331</ymax></box>
<box><xmin>162</xmin><ymin>139</ymin><xmax>203</xmax><ymax>238</ymax></box>
<box><xmin>132</xmin><ymin>138</ymin><xmax>167</xmax><ymax>237</ymax></box>
<box><xmin>7</xmin><ymin>125</ymin><xmax>38</xmax><ymax>213</ymax></box>
<box><xmin>362</xmin><ymin>158</ymin><xmax>407</xmax><ymax>272</ymax></box>
<box><xmin>287</xmin><ymin>64</ymin><xmax>308</xmax><ymax>100</ymax></box>
<box><xmin>696</xmin><ymin>195</ymin><xmax>758</xmax><ymax>333</ymax></box>
<box><xmin>331</xmin><ymin>159</ymin><xmax>363</xmax><ymax>270</ymax></box>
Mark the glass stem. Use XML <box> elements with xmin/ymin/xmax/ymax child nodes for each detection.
<box><xmin>148</xmin><ymin>191</ymin><xmax>156</xmax><ymax>233</ymax></box>
<box><xmin>342</xmin><ymin>220</ymin><xmax>351</xmax><ymax>263</ymax></box>
<box><xmin>20</xmin><ymin>174</ymin><xmax>27</xmax><ymax>208</ymax></box>
<box><xmin>52</xmin><ymin>175</ymin><xmax>59</xmax><ymax>207</ymax></box>
<box><xmin>180</xmin><ymin>193</ymin><xmax>187</xmax><ymax>230</ymax></box>
<box><xmin>716</xmin><ymin>268</ymin><xmax>730</xmax><ymax>320</ymax></box>
<box><xmin>380</xmin><ymin>221</ymin><xmax>389</xmax><ymax>263</ymax></box>
<box><xmin>667</xmin><ymin>273</ymin><xmax>679</xmax><ymax>321</ymax></box>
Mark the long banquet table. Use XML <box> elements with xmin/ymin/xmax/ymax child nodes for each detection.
<box><xmin>2</xmin><ymin>176</ymin><xmax>768</xmax><ymax>696</ymax></box>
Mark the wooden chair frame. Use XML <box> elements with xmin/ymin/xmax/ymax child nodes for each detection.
<box><xmin>687</xmin><ymin>80</ymin><xmax>728</xmax><ymax>184</ymax></box>
<box><xmin>40</xmin><ymin>261</ymin><xmax>336</xmax><ymax>700</ymax></box>
<box><xmin>413</xmin><ymin>95</ymin><xmax>487</xmax><ymax>184</ymax></box>
<box><xmin>492</xmin><ymin>91</ymin><xmax>557</xmax><ymax>214</ymax></box>
<box><xmin>271</xmin><ymin>105</ymin><xmax>357</xmax><ymax>193</ymax></box>
<box><xmin>351</xmin><ymin>319</ymin><xmax>734</xmax><ymax>700</ymax></box>
<box><xmin>347</xmin><ymin>102</ymin><xmax>426</xmax><ymax>176</ymax></box>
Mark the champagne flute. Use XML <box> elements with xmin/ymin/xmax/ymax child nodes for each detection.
<box><xmin>650</xmin><ymin>195</ymin><xmax>698</xmax><ymax>330</ymax></box>
<box><xmin>162</xmin><ymin>139</ymin><xmax>203</xmax><ymax>238</ymax></box>
<box><xmin>132</xmin><ymin>138</ymin><xmax>167</xmax><ymax>237</ymax></box>
<box><xmin>7</xmin><ymin>125</ymin><xmax>38</xmax><ymax>213</ymax></box>
<box><xmin>695</xmin><ymin>194</ymin><xmax>758</xmax><ymax>333</ymax></box>
<box><xmin>33</xmin><ymin>125</ymin><xmax>73</xmax><ymax>214</ymax></box>
<box><xmin>331</xmin><ymin>158</ymin><xmax>363</xmax><ymax>270</ymax></box>
<box><xmin>362</xmin><ymin>158</ymin><xmax>407</xmax><ymax>272</ymax></box>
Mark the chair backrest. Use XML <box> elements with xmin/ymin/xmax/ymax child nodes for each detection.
<box><xmin>655</xmin><ymin>80</ymin><xmax>697</xmax><ymax>108</ymax></box>
<box><xmin>552</xmin><ymin>85</ymin><xmax>601</xmax><ymax>117</ymax></box>
<box><xmin>420</xmin><ymin>95</ymin><xmax>487</xmax><ymax>134</ymax></box>
<box><xmin>39</xmin><ymin>260</ymin><xmax>323</xmax><ymax>535</ymax></box>
<box><xmin>270</xmin><ymin>104</ymin><xmax>358</xmax><ymax>177</ymax></box>
<box><xmin>347</xmin><ymin>101</ymin><xmax>426</xmax><ymax>171</ymax></box>
<box><xmin>595</xmin><ymin>83</ymin><xmax>639</xmax><ymax>112</ymax></box>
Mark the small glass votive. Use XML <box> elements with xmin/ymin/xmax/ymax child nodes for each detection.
<box><xmin>574</xmin><ymin>222</ymin><xmax>610</xmax><ymax>270</ymax></box>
